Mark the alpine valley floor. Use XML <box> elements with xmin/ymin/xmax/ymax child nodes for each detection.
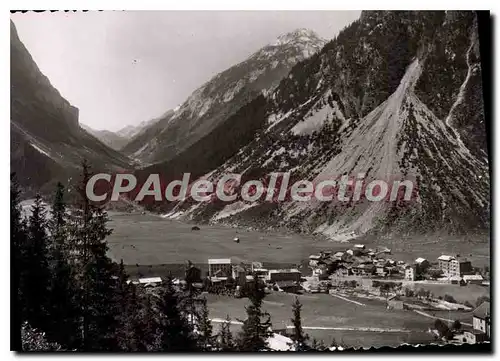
<box><xmin>106</xmin><ymin>211</ymin><xmax>490</xmax><ymax>268</ymax></box>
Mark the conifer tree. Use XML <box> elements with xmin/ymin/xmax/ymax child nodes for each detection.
<box><xmin>196</xmin><ymin>298</ymin><xmax>214</xmax><ymax>350</ymax></box>
<box><xmin>114</xmin><ymin>259</ymin><xmax>140</xmax><ymax>351</ymax></box>
<box><xmin>139</xmin><ymin>290</ymin><xmax>162</xmax><ymax>351</ymax></box>
<box><xmin>24</xmin><ymin>194</ymin><xmax>51</xmax><ymax>331</ymax></box>
<box><xmin>290</xmin><ymin>297</ymin><xmax>309</xmax><ymax>351</ymax></box>
<box><xmin>11</xmin><ymin>173</ymin><xmax>26</xmax><ymax>350</ymax></box>
<box><xmin>236</xmin><ymin>274</ymin><xmax>272</xmax><ymax>351</ymax></box>
<box><xmin>69</xmin><ymin>160</ymin><xmax>120</xmax><ymax>351</ymax></box>
<box><xmin>157</xmin><ymin>275</ymin><xmax>197</xmax><ymax>351</ymax></box>
<box><xmin>47</xmin><ymin>182</ymin><xmax>80</xmax><ymax>349</ymax></box>
<box><xmin>218</xmin><ymin>315</ymin><xmax>234</xmax><ymax>351</ymax></box>
<box><xmin>124</xmin><ymin>283</ymin><xmax>156</xmax><ymax>351</ymax></box>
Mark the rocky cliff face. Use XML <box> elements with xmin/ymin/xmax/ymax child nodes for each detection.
<box><xmin>10</xmin><ymin>20</ymin><xmax>132</xmax><ymax>192</ymax></box>
<box><xmin>11</xmin><ymin>20</ymin><xmax>80</xmax><ymax>134</ymax></box>
<box><xmin>122</xmin><ymin>29</ymin><xmax>326</xmax><ymax>165</ymax></box>
<box><xmin>161</xmin><ymin>11</ymin><xmax>489</xmax><ymax>239</ymax></box>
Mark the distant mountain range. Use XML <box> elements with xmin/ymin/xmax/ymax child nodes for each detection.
<box><xmin>122</xmin><ymin>28</ymin><xmax>327</xmax><ymax>165</ymax></box>
<box><xmin>80</xmin><ymin>117</ymin><xmax>160</xmax><ymax>151</ymax></box>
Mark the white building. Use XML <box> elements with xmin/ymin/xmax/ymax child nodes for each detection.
<box><xmin>208</xmin><ymin>258</ymin><xmax>232</xmax><ymax>277</ymax></box>
<box><xmin>437</xmin><ymin>255</ymin><xmax>457</xmax><ymax>276</ymax></box>
<box><xmin>465</xmin><ymin>301</ymin><xmax>490</xmax><ymax>343</ymax></box>
<box><xmin>309</xmin><ymin>255</ymin><xmax>321</xmax><ymax>267</ymax></box>
<box><xmin>404</xmin><ymin>265</ymin><xmax>416</xmax><ymax>281</ymax></box>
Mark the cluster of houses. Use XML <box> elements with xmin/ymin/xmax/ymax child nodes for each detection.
<box><xmin>124</xmin><ymin>258</ymin><xmax>303</xmax><ymax>295</ymax></box>
<box><xmin>208</xmin><ymin>258</ymin><xmax>302</xmax><ymax>293</ymax></box>
<box><xmin>309</xmin><ymin>244</ymin><xmax>391</xmax><ymax>277</ymax></box>
<box><xmin>308</xmin><ymin>245</ymin><xmax>487</xmax><ymax>286</ymax></box>
<box><xmin>309</xmin><ymin>244</ymin><xmax>404</xmax><ymax>278</ymax></box>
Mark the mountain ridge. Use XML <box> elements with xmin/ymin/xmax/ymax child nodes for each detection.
<box><xmin>121</xmin><ymin>28</ymin><xmax>327</xmax><ymax>165</ymax></box>
<box><xmin>10</xmin><ymin>20</ymin><xmax>132</xmax><ymax>193</ymax></box>
<box><xmin>157</xmin><ymin>11</ymin><xmax>489</xmax><ymax>239</ymax></box>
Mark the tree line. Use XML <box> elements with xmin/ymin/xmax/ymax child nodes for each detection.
<box><xmin>11</xmin><ymin>161</ymin><xmax>330</xmax><ymax>352</ymax></box>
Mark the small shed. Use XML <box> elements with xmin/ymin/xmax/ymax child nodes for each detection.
<box><xmin>463</xmin><ymin>274</ymin><xmax>484</xmax><ymax>285</ymax></box>
<box><xmin>387</xmin><ymin>295</ymin><xmax>407</xmax><ymax>310</ymax></box>
<box><xmin>138</xmin><ymin>277</ymin><xmax>163</xmax><ymax>287</ymax></box>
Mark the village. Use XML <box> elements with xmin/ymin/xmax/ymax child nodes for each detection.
<box><xmin>126</xmin><ymin>242</ymin><xmax>490</xmax><ymax>347</ymax></box>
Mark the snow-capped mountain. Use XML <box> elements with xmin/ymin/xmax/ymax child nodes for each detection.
<box><xmin>162</xmin><ymin>11</ymin><xmax>489</xmax><ymax>238</ymax></box>
<box><xmin>10</xmin><ymin>20</ymin><xmax>131</xmax><ymax>192</ymax></box>
<box><xmin>122</xmin><ymin>29</ymin><xmax>326</xmax><ymax>165</ymax></box>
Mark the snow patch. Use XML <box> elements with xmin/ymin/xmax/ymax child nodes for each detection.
<box><xmin>291</xmin><ymin>104</ymin><xmax>330</xmax><ymax>135</ymax></box>
<box><xmin>30</xmin><ymin>143</ymin><xmax>51</xmax><ymax>158</ymax></box>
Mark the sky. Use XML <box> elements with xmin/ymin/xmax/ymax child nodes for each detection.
<box><xmin>11</xmin><ymin>11</ymin><xmax>361</xmax><ymax>132</ymax></box>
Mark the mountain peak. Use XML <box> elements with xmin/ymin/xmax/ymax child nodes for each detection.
<box><xmin>272</xmin><ymin>28</ymin><xmax>324</xmax><ymax>46</ymax></box>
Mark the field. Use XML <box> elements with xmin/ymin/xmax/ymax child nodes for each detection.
<box><xmin>205</xmin><ymin>291</ymin><xmax>435</xmax><ymax>348</ymax></box>
<box><xmin>103</xmin><ymin>211</ymin><xmax>487</xmax><ymax>348</ymax></box>
<box><xmin>106</xmin><ymin>211</ymin><xmax>334</xmax><ymax>265</ymax></box>
<box><xmin>405</xmin><ymin>283</ymin><xmax>490</xmax><ymax>305</ymax></box>
<box><xmin>107</xmin><ymin>211</ymin><xmax>490</xmax><ymax>268</ymax></box>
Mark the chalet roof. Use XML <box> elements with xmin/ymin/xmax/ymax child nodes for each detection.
<box><xmin>437</xmin><ymin>255</ymin><xmax>455</xmax><ymax>261</ymax></box>
<box><xmin>269</xmin><ymin>269</ymin><xmax>300</xmax><ymax>274</ymax></box>
<box><xmin>208</xmin><ymin>258</ymin><xmax>231</xmax><ymax>264</ymax></box>
<box><xmin>138</xmin><ymin>277</ymin><xmax>162</xmax><ymax>284</ymax></box>
<box><xmin>463</xmin><ymin>275</ymin><xmax>484</xmax><ymax>281</ymax></box>
<box><xmin>415</xmin><ymin>257</ymin><xmax>427</xmax><ymax>264</ymax></box>
<box><xmin>473</xmin><ymin>302</ymin><xmax>490</xmax><ymax>319</ymax></box>
<box><xmin>267</xmin><ymin>332</ymin><xmax>294</xmax><ymax>351</ymax></box>
<box><xmin>253</xmin><ymin>268</ymin><xmax>268</xmax><ymax>272</ymax></box>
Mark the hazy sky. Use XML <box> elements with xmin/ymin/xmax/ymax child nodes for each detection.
<box><xmin>11</xmin><ymin>11</ymin><xmax>360</xmax><ymax>131</ymax></box>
